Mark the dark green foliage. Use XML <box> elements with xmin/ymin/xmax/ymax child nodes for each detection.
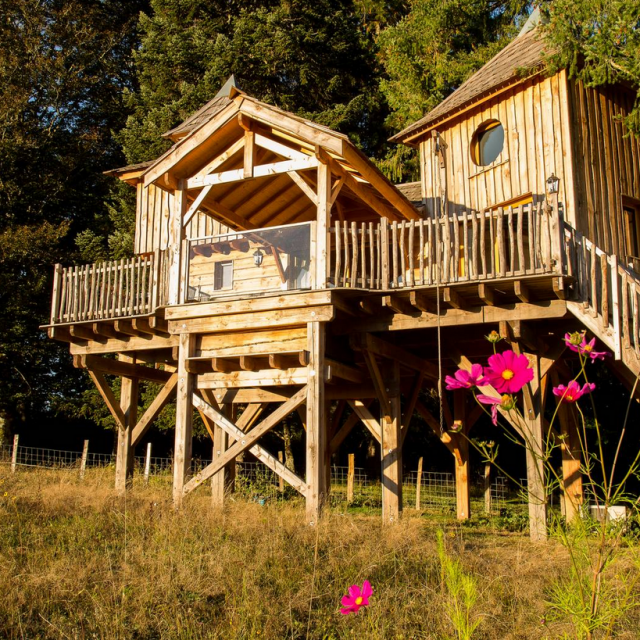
<box><xmin>0</xmin><ymin>0</ymin><xmax>147</xmax><ymax>440</ymax></box>
<box><xmin>120</xmin><ymin>0</ymin><xmax>387</xmax><ymax>162</ymax></box>
<box><xmin>540</xmin><ymin>0</ymin><xmax>640</xmax><ymax>136</ymax></box>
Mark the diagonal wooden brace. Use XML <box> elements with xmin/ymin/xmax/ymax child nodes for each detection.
<box><xmin>88</xmin><ymin>370</ymin><xmax>126</xmax><ymax>431</ymax></box>
<box><xmin>184</xmin><ymin>387</ymin><xmax>308</xmax><ymax>496</ymax></box>
<box><xmin>347</xmin><ymin>399</ymin><xmax>382</xmax><ymax>444</ymax></box>
<box><xmin>132</xmin><ymin>373</ymin><xmax>179</xmax><ymax>447</ymax></box>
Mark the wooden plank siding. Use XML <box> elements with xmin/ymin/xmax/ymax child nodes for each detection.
<box><xmin>135</xmin><ymin>183</ymin><xmax>230</xmax><ymax>255</ymax></box>
<box><xmin>419</xmin><ymin>73</ymin><xmax>576</xmax><ymax>225</ymax></box>
<box><xmin>568</xmin><ymin>79</ymin><xmax>640</xmax><ymax>259</ymax></box>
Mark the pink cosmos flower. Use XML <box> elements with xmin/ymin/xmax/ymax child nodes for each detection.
<box><xmin>552</xmin><ymin>381</ymin><xmax>596</xmax><ymax>403</ymax></box>
<box><xmin>445</xmin><ymin>364</ymin><xmax>485</xmax><ymax>390</ymax></box>
<box><xmin>564</xmin><ymin>332</ymin><xmax>610</xmax><ymax>360</ymax></box>
<box><xmin>340</xmin><ymin>580</ymin><xmax>372</xmax><ymax>615</ymax></box>
<box><xmin>477</xmin><ymin>394</ymin><xmax>515</xmax><ymax>425</ymax></box>
<box><xmin>482</xmin><ymin>350</ymin><xmax>534</xmax><ymax>393</ymax></box>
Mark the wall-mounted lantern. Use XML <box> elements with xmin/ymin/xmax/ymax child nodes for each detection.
<box><xmin>546</xmin><ymin>173</ymin><xmax>559</xmax><ymax>195</ymax></box>
<box><xmin>253</xmin><ymin>248</ymin><xmax>264</xmax><ymax>266</ymax></box>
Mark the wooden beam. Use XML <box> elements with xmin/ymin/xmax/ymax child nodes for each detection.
<box><xmin>362</xmin><ymin>350</ymin><xmax>390</xmax><ymax>417</ymax></box>
<box><xmin>287</xmin><ymin>171</ymin><xmax>318</xmax><ymax>205</ymax></box>
<box><xmin>306</xmin><ymin>321</ymin><xmax>327</xmax><ymax>524</ymax></box>
<box><xmin>381</xmin><ymin>361</ymin><xmax>402</xmax><ymax>524</ymax></box>
<box><xmin>325</xmin><ymin>359</ymin><xmax>364</xmax><ymax>383</ymax></box>
<box><xmin>478</xmin><ymin>283</ymin><xmax>495</xmax><ymax>306</ymax></box>
<box><xmin>347</xmin><ymin>400</ymin><xmax>382</xmax><ymax>444</ymax></box>
<box><xmin>131</xmin><ymin>374</ymin><xmax>179</xmax><ymax>446</ymax></box>
<box><xmin>443</xmin><ymin>287</ymin><xmax>466</xmax><ymax>309</ymax></box>
<box><xmin>200</xmin><ymin>198</ymin><xmax>257</xmax><ymax>230</ymax></box>
<box><xmin>173</xmin><ymin>333</ymin><xmax>195</xmax><ymax>506</ymax></box>
<box><xmin>352</xmin><ymin>333</ymin><xmax>440</xmax><ymax>380</ymax></box>
<box><xmin>329</xmin><ymin>399</ymin><xmax>373</xmax><ymax>453</ymax></box>
<box><xmin>383</xmin><ymin>295</ymin><xmax>415</xmax><ymax>316</ymax></box>
<box><xmin>78</xmin><ymin>354</ymin><xmax>172</xmax><ymax>384</ymax></box>
<box><xmin>192</xmin><ymin>394</ymin><xmax>308</xmax><ymax>496</ymax></box>
<box><xmin>187</xmin><ymin>156</ymin><xmax>319</xmax><ymax>189</ymax></box>
<box><xmin>115</xmin><ymin>354</ymin><xmax>138</xmax><ymax>495</ymax></box>
<box><xmin>87</xmin><ymin>370</ymin><xmax>126</xmax><ymax>431</ymax></box>
<box><xmin>453</xmin><ymin>391</ymin><xmax>470</xmax><ymax>520</ymax></box>
<box><xmin>409</xmin><ymin>291</ymin><xmax>436</xmax><ymax>314</ymax></box>
<box><xmin>255</xmin><ymin>133</ymin><xmax>307</xmax><ymax>161</ymax></box>
<box><xmin>514</xmin><ymin>280</ymin><xmax>531</xmax><ymax>303</ymax></box>
<box><xmin>243</xmin><ymin>130</ymin><xmax>255</xmax><ymax>179</ymax></box>
<box><xmin>184</xmin><ymin>386</ymin><xmax>308</xmax><ymax>495</ymax></box>
<box><xmin>183</xmin><ymin>184</ymin><xmax>214</xmax><ymax>226</ymax></box>
<box><xmin>193</xmin><ymin>137</ymin><xmax>245</xmax><ymax>180</ymax></box>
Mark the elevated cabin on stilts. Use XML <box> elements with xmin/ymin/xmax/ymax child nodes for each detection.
<box><xmin>46</xmin><ymin>23</ymin><xmax>640</xmax><ymax>540</ymax></box>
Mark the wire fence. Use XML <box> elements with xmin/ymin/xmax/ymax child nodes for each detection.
<box><xmin>2</xmin><ymin>442</ymin><xmax>516</xmax><ymax>514</ymax></box>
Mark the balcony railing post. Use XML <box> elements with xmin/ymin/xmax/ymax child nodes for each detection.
<box><xmin>380</xmin><ymin>218</ymin><xmax>389</xmax><ymax>289</ymax></box>
<box><xmin>50</xmin><ymin>263</ymin><xmax>63</xmax><ymax>324</ymax></box>
<box><xmin>151</xmin><ymin>249</ymin><xmax>161</xmax><ymax>311</ymax></box>
<box><xmin>547</xmin><ymin>193</ymin><xmax>565</xmax><ymax>275</ymax></box>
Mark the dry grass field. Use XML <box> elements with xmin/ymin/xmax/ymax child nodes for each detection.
<box><xmin>0</xmin><ymin>467</ymin><xmax>638</xmax><ymax>640</ymax></box>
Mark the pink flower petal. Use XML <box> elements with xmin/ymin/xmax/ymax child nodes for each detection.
<box><xmin>348</xmin><ymin>584</ymin><xmax>361</xmax><ymax>599</ymax></box>
<box><xmin>341</xmin><ymin>595</ymin><xmax>354</xmax><ymax>607</ymax></box>
<box><xmin>361</xmin><ymin>580</ymin><xmax>372</xmax><ymax>598</ymax></box>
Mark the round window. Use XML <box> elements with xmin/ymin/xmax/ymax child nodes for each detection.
<box><xmin>471</xmin><ymin>120</ymin><xmax>504</xmax><ymax>166</ymax></box>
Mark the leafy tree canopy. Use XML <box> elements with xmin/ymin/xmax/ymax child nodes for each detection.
<box><xmin>120</xmin><ymin>0</ymin><xmax>387</xmax><ymax>163</ymax></box>
<box><xmin>540</xmin><ymin>0</ymin><xmax>640</xmax><ymax>135</ymax></box>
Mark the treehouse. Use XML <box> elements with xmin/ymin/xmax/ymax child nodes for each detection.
<box><xmin>46</xmin><ymin>24</ymin><xmax>640</xmax><ymax>540</ymax></box>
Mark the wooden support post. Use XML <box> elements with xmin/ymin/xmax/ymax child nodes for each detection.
<box><xmin>416</xmin><ymin>456</ymin><xmax>423</xmax><ymax>510</ymax></box>
<box><xmin>484</xmin><ymin>463</ymin><xmax>492</xmax><ymax>513</ymax></box>
<box><xmin>212</xmin><ymin>404</ymin><xmax>236</xmax><ymax>506</ymax></box>
<box><xmin>278</xmin><ymin>451</ymin><xmax>285</xmax><ymax>492</ymax></box>
<box><xmin>523</xmin><ymin>353</ymin><xmax>548</xmax><ymax>540</ymax></box>
<box><xmin>168</xmin><ymin>181</ymin><xmax>188</xmax><ymax>305</ymax></box>
<box><xmin>115</xmin><ymin>355</ymin><xmax>138</xmax><ymax>495</ymax></box>
<box><xmin>79</xmin><ymin>439</ymin><xmax>89</xmax><ymax>480</ymax></box>
<box><xmin>144</xmin><ymin>442</ymin><xmax>152</xmax><ymax>486</ymax></box>
<box><xmin>552</xmin><ymin>370</ymin><xmax>583</xmax><ymax>522</ymax></box>
<box><xmin>306</xmin><ymin>321</ymin><xmax>327</xmax><ymax>525</ymax></box>
<box><xmin>381</xmin><ymin>360</ymin><xmax>402</xmax><ymax>524</ymax></box>
<box><xmin>453</xmin><ymin>391</ymin><xmax>470</xmax><ymax>520</ymax></box>
<box><xmin>315</xmin><ymin>155</ymin><xmax>332</xmax><ymax>288</ymax></box>
<box><xmin>173</xmin><ymin>333</ymin><xmax>195</xmax><ymax>507</ymax></box>
<box><xmin>347</xmin><ymin>453</ymin><xmax>355</xmax><ymax>503</ymax></box>
<box><xmin>11</xmin><ymin>434</ymin><xmax>18</xmax><ymax>473</ymax></box>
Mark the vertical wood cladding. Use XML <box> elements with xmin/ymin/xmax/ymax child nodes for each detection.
<box><xmin>568</xmin><ymin>79</ymin><xmax>640</xmax><ymax>257</ymax></box>
<box><xmin>418</xmin><ymin>70</ymin><xmax>640</xmax><ymax>263</ymax></box>
<box><xmin>134</xmin><ymin>183</ymin><xmax>229</xmax><ymax>255</ymax></box>
<box><xmin>420</xmin><ymin>72</ymin><xmax>576</xmax><ymax>223</ymax></box>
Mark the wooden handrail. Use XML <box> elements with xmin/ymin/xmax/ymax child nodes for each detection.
<box><xmin>50</xmin><ymin>251</ymin><xmax>169</xmax><ymax>324</ymax></box>
<box><xmin>329</xmin><ymin>202</ymin><xmax>561</xmax><ymax>290</ymax></box>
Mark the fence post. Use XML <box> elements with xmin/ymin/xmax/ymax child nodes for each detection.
<box><xmin>80</xmin><ymin>439</ymin><xmax>89</xmax><ymax>480</ymax></box>
<box><xmin>415</xmin><ymin>456</ymin><xmax>423</xmax><ymax>510</ymax></box>
<box><xmin>11</xmin><ymin>434</ymin><xmax>19</xmax><ymax>473</ymax></box>
<box><xmin>278</xmin><ymin>451</ymin><xmax>285</xmax><ymax>492</ymax></box>
<box><xmin>347</xmin><ymin>453</ymin><xmax>355</xmax><ymax>503</ymax></box>
<box><xmin>144</xmin><ymin>442</ymin><xmax>152</xmax><ymax>486</ymax></box>
<box><xmin>484</xmin><ymin>462</ymin><xmax>492</xmax><ymax>513</ymax></box>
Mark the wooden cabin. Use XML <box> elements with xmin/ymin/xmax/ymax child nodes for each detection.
<box><xmin>46</xmin><ymin>27</ymin><xmax>640</xmax><ymax>540</ymax></box>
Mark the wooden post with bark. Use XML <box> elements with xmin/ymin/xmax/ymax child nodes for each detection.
<box><xmin>173</xmin><ymin>333</ymin><xmax>195</xmax><ymax>507</ymax></box>
<box><xmin>11</xmin><ymin>434</ymin><xmax>18</xmax><ymax>473</ymax></box>
<box><xmin>346</xmin><ymin>453</ymin><xmax>355</xmax><ymax>503</ymax></box>
<box><xmin>115</xmin><ymin>354</ymin><xmax>138</xmax><ymax>495</ymax></box>
<box><xmin>381</xmin><ymin>360</ymin><xmax>402</xmax><ymax>524</ymax></box>
<box><xmin>415</xmin><ymin>456</ymin><xmax>424</xmax><ymax>510</ymax></box>
<box><xmin>144</xmin><ymin>442</ymin><xmax>152</xmax><ymax>486</ymax></box>
<box><xmin>79</xmin><ymin>439</ymin><xmax>89</xmax><ymax>480</ymax></box>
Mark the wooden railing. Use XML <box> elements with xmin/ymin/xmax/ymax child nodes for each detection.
<box><xmin>564</xmin><ymin>226</ymin><xmax>640</xmax><ymax>367</ymax></box>
<box><xmin>329</xmin><ymin>202</ymin><xmax>564</xmax><ymax>289</ymax></box>
<box><xmin>50</xmin><ymin>250</ymin><xmax>169</xmax><ymax>324</ymax></box>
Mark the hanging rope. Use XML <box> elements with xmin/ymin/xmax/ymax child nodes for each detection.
<box><xmin>436</xmin><ymin>282</ymin><xmax>444</xmax><ymax>435</ymax></box>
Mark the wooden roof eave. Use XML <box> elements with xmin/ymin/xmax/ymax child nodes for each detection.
<box><xmin>141</xmin><ymin>100</ymin><xmax>241</xmax><ymax>189</ymax></box>
<box><xmin>391</xmin><ymin>69</ymin><xmax>545</xmax><ymax>147</ymax></box>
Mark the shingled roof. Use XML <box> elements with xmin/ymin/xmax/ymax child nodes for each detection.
<box><xmin>391</xmin><ymin>27</ymin><xmax>548</xmax><ymax>144</ymax></box>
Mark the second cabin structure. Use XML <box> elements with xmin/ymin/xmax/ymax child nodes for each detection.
<box><xmin>46</xmin><ymin>25</ymin><xmax>640</xmax><ymax>540</ymax></box>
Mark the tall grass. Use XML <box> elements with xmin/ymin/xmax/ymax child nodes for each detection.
<box><xmin>0</xmin><ymin>467</ymin><xmax>638</xmax><ymax>639</ymax></box>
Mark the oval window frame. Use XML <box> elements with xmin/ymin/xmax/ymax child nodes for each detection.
<box><xmin>471</xmin><ymin>119</ymin><xmax>505</xmax><ymax>167</ymax></box>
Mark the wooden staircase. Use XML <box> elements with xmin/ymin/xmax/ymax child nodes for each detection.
<box><xmin>563</xmin><ymin>224</ymin><xmax>640</xmax><ymax>382</ymax></box>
